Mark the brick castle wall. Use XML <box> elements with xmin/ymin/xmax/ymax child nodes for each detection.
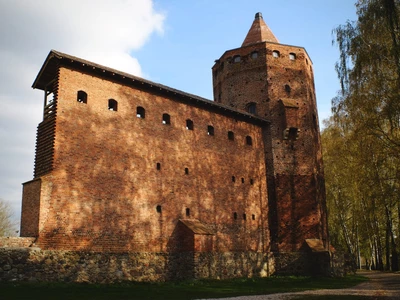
<box><xmin>213</xmin><ymin>42</ymin><xmax>328</xmax><ymax>251</ymax></box>
<box><xmin>22</xmin><ymin>66</ymin><xmax>269</xmax><ymax>253</ymax></box>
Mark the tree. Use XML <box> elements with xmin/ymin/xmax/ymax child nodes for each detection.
<box><xmin>0</xmin><ymin>198</ymin><xmax>15</xmax><ymax>236</ymax></box>
<box><xmin>325</xmin><ymin>0</ymin><xmax>400</xmax><ymax>271</ymax></box>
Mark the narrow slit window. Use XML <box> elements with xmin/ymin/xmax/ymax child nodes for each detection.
<box><xmin>250</xmin><ymin>178</ymin><xmax>254</xmax><ymax>185</ymax></box>
<box><xmin>252</xmin><ymin>214</ymin><xmax>256</xmax><ymax>220</ymax></box>
<box><xmin>77</xmin><ymin>91</ymin><xmax>87</xmax><ymax>104</ymax></box>
<box><xmin>243</xmin><ymin>213</ymin><xmax>247</xmax><ymax>221</ymax></box>
<box><xmin>207</xmin><ymin>125</ymin><xmax>214</xmax><ymax>136</ymax></box>
<box><xmin>156</xmin><ymin>205</ymin><xmax>162</xmax><ymax>213</ymax></box>
<box><xmin>108</xmin><ymin>99</ymin><xmax>118</xmax><ymax>111</ymax></box>
<box><xmin>241</xmin><ymin>178</ymin><xmax>245</xmax><ymax>184</ymax></box>
<box><xmin>232</xmin><ymin>176</ymin><xmax>236</xmax><ymax>183</ymax></box>
<box><xmin>162</xmin><ymin>113</ymin><xmax>170</xmax><ymax>125</ymax></box>
<box><xmin>186</xmin><ymin>119</ymin><xmax>194</xmax><ymax>130</ymax></box>
<box><xmin>156</xmin><ymin>162</ymin><xmax>161</xmax><ymax>170</ymax></box>
<box><xmin>228</xmin><ymin>131</ymin><xmax>234</xmax><ymax>141</ymax></box>
<box><xmin>186</xmin><ymin>208</ymin><xmax>190</xmax><ymax>217</ymax></box>
<box><xmin>246</xmin><ymin>136</ymin><xmax>253</xmax><ymax>146</ymax></box>
<box><xmin>233</xmin><ymin>212</ymin><xmax>237</xmax><ymax>220</ymax></box>
<box><xmin>185</xmin><ymin>167</ymin><xmax>189</xmax><ymax>175</ymax></box>
<box><xmin>136</xmin><ymin>106</ymin><xmax>145</xmax><ymax>118</ymax></box>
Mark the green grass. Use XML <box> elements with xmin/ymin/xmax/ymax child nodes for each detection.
<box><xmin>0</xmin><ymin>275</ymin><xmax>367</xmax><ymax>300</ymax></box>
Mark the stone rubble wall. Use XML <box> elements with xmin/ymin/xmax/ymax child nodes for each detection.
<box><xmin>0</xmin><ymin>248</ymin><xmax>273</xmax><ymax>283</ymax></box>
<box><xmin>0</xmin><ymin>247</ymin><xmax>345</xmax><ymax>283</ymax></box>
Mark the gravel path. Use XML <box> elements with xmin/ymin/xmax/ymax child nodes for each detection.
<box><xmin>199</xmin><ymin>271</ymin><xmax>400</xmax><ymax>299</ymax></box>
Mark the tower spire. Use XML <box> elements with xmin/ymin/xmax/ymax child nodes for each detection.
<box><xmin>242</xmin><ymin>12</ymin><xmax>279</xmax><ymax>46</ymax></box>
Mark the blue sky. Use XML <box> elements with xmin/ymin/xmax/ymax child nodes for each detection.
<box><xmin>137</xmin><ymin>0</ymin><xmax>357</xmax><ymax>123</ymax></box>
<box><xmin>0</xmin><ymin>0</ymin><xmax>357</xmax><ymax>227</ymax></box>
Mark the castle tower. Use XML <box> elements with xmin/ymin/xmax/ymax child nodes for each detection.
<box><xmin>212</xmin><ymin>13</ymin><xmax>328</xmax><ymax>252</ymax></box>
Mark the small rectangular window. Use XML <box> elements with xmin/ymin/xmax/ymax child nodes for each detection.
<box><xmin>207</xmin><ymin>125</ymin><xmax>214</xmax><ymax>136</ymax></box>
<box><xmin>228</xmin><ymin>131</ymin><xmax>234</xmax><ymax>141</ymax></box>
<box><xmin>186</xmin><ymin>119</ymin><xmax>194</xmax><ymax>130</ymax></box>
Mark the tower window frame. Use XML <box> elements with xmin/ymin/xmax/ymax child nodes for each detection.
<box><xmin>246</xmin><ymin>102</ymin><xmax>257</xmax><ymax>115</ymax></box>
<box><xmin>228</xmin><ymin>131</ymin><xmax>235</xmax><ymax>141</ymax></box>
<box><xmin>186</xmin><ymin>119</ymin><xmax>194</xmax><ymax>130</ymax></box>
<box><xmin>272</xmin><ymin>50</ymin><xmax>280</xmax><ymax>58</ymax></box>
<box><xmin>246</xmin><ymin>135</ymin><xmax>253</xmax><ymax>146</ymax></box>
<box><xmin>233</xmin><ymin>55</ymin><xmax>241</xmax><ymax>63</ymax></box>
<box><xmin>251</xmin><ymin>51</ymin><xmax>258</xmax><ymax>59</ymax></box>
<box><xmin>77</xmin><ymin>90</ymin><xmax>87</xmax><ymax>104</ymax></box>
<box><xmin>162</xmin><ymin>113</ymin><xmax>171</xmax><ymax>125</ymax></box>
<box><xmin>289</xmin><ymin>53</ymin><xmax>296</xmax><ymax>60</ymax></box>
<box><xmin>108</xmin><ymin>99</ymin><xmax>118</xmax><ymax>111</ymax></box>
<box><xmin>136</xmin><ymin>106</ymin><xmax>145</xmax><ymax>118</ymax></box>
<box><xmin>207</xmin><ymin>125</ymin><xmax>214</xmax><ymax>136</ymax></box>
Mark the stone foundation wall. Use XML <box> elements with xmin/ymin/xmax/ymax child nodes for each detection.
<box><xmin>0</xmin><ymin>248</ymin><xmax>274</xmax><ymax>283</ymax></box>
<box><xmin>0</xmin><ymin>248</ymin><xmax>342</xmax><ymax>283</ymax></box>
<box><xmin>195</xmin><ymin>252</ymin><xmax>273</xmax><ymax>278</ymax></box>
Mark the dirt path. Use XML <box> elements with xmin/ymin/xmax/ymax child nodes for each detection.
<box><xmin>201</xmin><ymin>271</ymin><xmax>400</xmax><ymax>299</ymax></box>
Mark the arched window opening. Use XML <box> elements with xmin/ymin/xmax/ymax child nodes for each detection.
<box><xmin>186</xmin><ymin>119</ymin><xmax>194</xmax><ymax>130</ymax></box>
<box><xmin>156</xmin><ymin>205</ymin><xmax>162</xmax><ymax>213</ymax></box>
<box><xmin>77</xmin><ymin>91</ymin><xmax>87</xmax><ymax>104</ymax></box>
<box><xmin>289</xmin><ymin>53</ymin><xmax>296</xmax><ymax>60</ymax></box>
<box><xmin>233</xmin><ymin>55</ymin><xmax>241</xmax><ymax>63</ymax></box>
<box><xmin>186</xmin><ymin>208</ymin><xmax>190</xmax><ymax>217</ymax></box>
<box><xmin>108</xmin><ymin>99</ymin><xmax>118</xmax><ymax>111</ymax></box>
<box><xmin>207</xmin><ymin>125</ymin><xmax>214</xmax><ymax>136</ymax></box>
<box><xmin>136</xmin><ymin>106</ymin><xmax>145</xmax><ymax>118</ymax></box>
<box><xmin>246</xmin><ymin>102</ymin><xmax>257</xmax><ymax>115</ymax></box>
<box><xmin>228</xmin><ymin>131</ymin><xmax>235</xmax><ymax>141</ymax></box>
<box><xmin>251</xmin><ymin>51</ymin><xmax>258</xmax><ymax>59</ymax></box>
<box><xmin>156</xmin><ymin>162</ymin><xmax>161</xmax><ymax>170</ymax></box>
<box><xmin>162</xmin><ymin>113</ymin><xmax>170</xmax><ymax>125</ymax></box>
<box><xmin>246</xmin><ymin>136</ymin><xmax>253</xmax><ymax>146</ymax></box>
<box><xmin>233</xmin><ymin>212</ymin><xmax>238</xmax><ymax>220</ymax></box>
<box><xmin>272</xmin><ymin>50</ymin><xmax>280</xmax><ymax>58</ymax></box>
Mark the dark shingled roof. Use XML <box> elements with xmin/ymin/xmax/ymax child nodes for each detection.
<box><xmin>179</xmin><ymin>219</ymin><xmax>214</xmax><ymax>235</ymax></box>
<box><xmin>33</xmin><ymin>50</ymin><xmax>270</xmax><ymax>126</ymax></box>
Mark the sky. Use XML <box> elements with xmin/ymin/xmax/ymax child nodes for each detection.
<box><xmin>0</xmin><ymin>0</ymin><xmax>357</xmax><ymax>228</ymax></box>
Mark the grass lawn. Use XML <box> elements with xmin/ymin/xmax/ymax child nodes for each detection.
<box><xmin>0</xmin><ymin>275</ymin><xmax>367</xmax><ymax>300</ymax></box>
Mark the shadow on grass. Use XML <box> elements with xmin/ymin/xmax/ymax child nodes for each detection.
<box><xmin>1</xmin><ymin>275</ymin><xmax>367</xmax><ymax>300</ymax></box>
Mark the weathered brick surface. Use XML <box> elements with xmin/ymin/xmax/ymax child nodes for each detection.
<box><xmin>22</xmin><ymin>66</ymin><xmax>269</xmax><ymax>253</ymax></box>
<box><xmin>213</xmin><ymin>41</ymin><xmax>328</xmax><ymax>252</ymax></box>
<box><xmin>18</xmin><ymin>13</ymin><xmax>330</xmax><ymax>279</ymax></box>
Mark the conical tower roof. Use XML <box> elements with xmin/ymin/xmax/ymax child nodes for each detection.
<box><xmin>242</xmin><ymin>12</ymin><xmax>279</xmax><ymax>46</ymax></box>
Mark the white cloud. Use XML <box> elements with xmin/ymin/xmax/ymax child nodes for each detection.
<box><xmin>0</xmin><ymin>0</ymin><xmax>165</xmax><ymax>224</ymax></box>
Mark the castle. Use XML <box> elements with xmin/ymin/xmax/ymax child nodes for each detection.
<box><xmin>18</xmin><ymin>13</ymin><xmax>330</xmax><ymax>280</ymax></box>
